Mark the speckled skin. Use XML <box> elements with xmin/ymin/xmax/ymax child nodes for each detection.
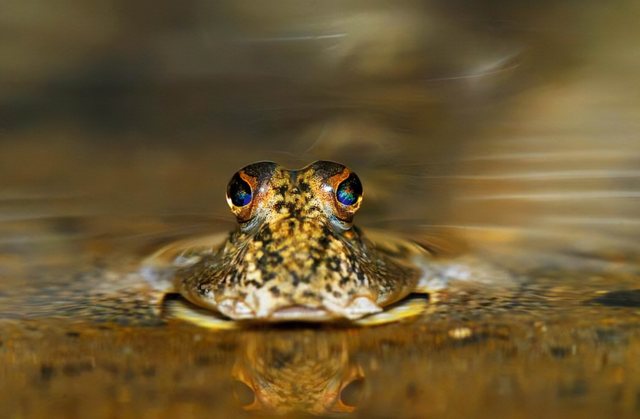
<box><xmin>146</xmin><ymin>161</ymin><xmax>427</xmax><ymax>322</ymax></box>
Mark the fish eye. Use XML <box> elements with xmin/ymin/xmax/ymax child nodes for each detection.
<box><xmin>336</xmin><ymin>173</ymin><xmax>362</xmax><ymax>206</ymax></box>
<box><xmin>227</xmin><ymin>173</ymin><xmax>252</xmax><ymax>207</ymax></box>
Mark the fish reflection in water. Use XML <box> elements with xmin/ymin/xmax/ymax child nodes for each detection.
<box><xmin>158</xmin><ymin>295</ymin><xmax>434</xmax><ymax>416</ymax></box>
<box><xmin>231</xmin><ymin>331</ymin><xmax>363</xmax><ymax>415</ymax></box>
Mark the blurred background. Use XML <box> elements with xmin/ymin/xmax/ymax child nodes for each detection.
<box><xmin>1</xmin><ymin>0</ymin><xmax>639</xmax><ymax>271</ymax></box>
<box><xmin>2</xmin><ymin>2</ymin><xmax>640</xmax><ymax>418</ymax></box>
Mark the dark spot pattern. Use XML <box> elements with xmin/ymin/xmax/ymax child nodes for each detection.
<box><xmin>176</xmin><ymin>161</ymin><xmax>422</xmax><ymax>320</ymax></box>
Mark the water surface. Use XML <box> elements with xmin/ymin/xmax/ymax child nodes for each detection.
<box><xmin>1</xmin><ymin>1</ymin><xmax>640</xmax><ymax>417</ymax></box>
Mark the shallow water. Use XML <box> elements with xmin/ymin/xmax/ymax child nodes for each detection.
<box><xmin>2</xmin><ymin>254</ymin><xmax>640</xmax><ymax>418</ymax></box>
<box><xmin>2</xmin><ymin>1</ymin><xmax>640</xmax><ymax>418</ymax></box>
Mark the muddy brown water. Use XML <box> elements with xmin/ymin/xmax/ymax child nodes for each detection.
<box><xmin>2</xmin><ymin>1</ymin><xmax>640</xmax><ymax>418</ymax></box>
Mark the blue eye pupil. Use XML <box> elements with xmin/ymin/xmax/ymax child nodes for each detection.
<box><xmin>336</xmin><ymin>174</ymin><xmax>362</xmax><ymax>206</ymax></box>
<box><xmin>233</xmin><ymin>189</ymin><xmax>251</xmax><ymax>206</ymax></box>
<box><xmin>229</xmin><ymin>175</ymin><xmax>252</xmax><ymax>207</ymax></box>
<box><xmin>337</xmin><ymin>187</ymin><xmax>356</xmax><ymax>205</ymax></box>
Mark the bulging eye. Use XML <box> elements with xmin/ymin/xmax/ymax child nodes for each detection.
<box><xmin>336</xmin><ymin>173</ymin><xmax>362</xmax><ymax>206</ymax></box>
<box><xmin>227</xmin><ymin>173</ymin><xmax>252</xmax><ymax>207</ymax></box>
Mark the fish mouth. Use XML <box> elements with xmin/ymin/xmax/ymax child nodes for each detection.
<box><xmin>189</xmin><ymin>296</ymin><xmax>338</xmax><ymax>322</ymax></box>
<box><xmin>257</xmin><ymin>296</ymin><xmax>383</xmax><ymax>322</ymax></box>
<box><xmin>269</xmin><ymin>306</ymin><xmax>334</xmax><ymax>321</ymax></box>
<box><xmin>182</xmin><ymin>290</ymin><xmax>383</xmax><ymax>322</ymax></box>
<box><xmin>259</xmin><ymin>296</ymin><xmax>382</xmax><ymax>322</ymax></box>
<box><xmin>166</xmin><ymin>294</ymin><xmax>386</xmax><ymax>327</ymax></box>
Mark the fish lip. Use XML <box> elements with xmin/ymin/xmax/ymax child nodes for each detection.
<box><xmin>184</xmin><ymin>293</ymin><xmax>382</xmax><ymax>322</ymax></box>
<box><xmin>268</xmin><ymin>306</ymin><xmax>334</xmax><ymax>321</ymax></box>
<box><xmin>264</xmin><ymin>297</ymin><xmax>382</xmax><ymax>322</ymax></box>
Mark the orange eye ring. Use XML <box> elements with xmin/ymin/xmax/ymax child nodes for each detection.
<box><xmin>225</xmin><ymin>161</ymin><xmax>279</xmax><ymax>223</ymax></box>
<box><xmin>226</xmin><ymin>170</ymin><xmax>260</xmax><ymax>222</ymax></box>
<box><xmin>336</xmin><ymin>173</ymin><xmax>363</xmax><ymax>207</ymax></box>
<box><xmin>227</xmin><ymin>173</ymin><xmax>252</xmax><ymax>207</ymax></box>
<box><xmin>326</xmin><ymin>168</ymin><xmax>363</xmax><ymax>222</ymax></box>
